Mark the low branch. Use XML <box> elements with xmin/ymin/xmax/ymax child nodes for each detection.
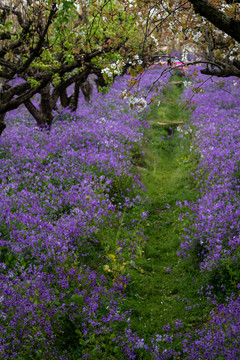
<box><xmin>0</xmin><ymin>75</ymin><xmax>51</xmax><ymax>115</ymax></box>
<box><xmin>0</xmin><ymin>58</ymin><xmax>17</xmax><ymax>71</ymax></box>
<box><xmin>201</xmin><ymin>67</ymin><xmax>240</xmax><ymax>77</ymax></box>
<box><xmin>24</xmin><ymin>99</ymin><xmax>42</xmax><ymax>123</ymax></box>
<box><xmin>51</xmin><ymin>68</ymin><xmax>90</xmax><ymax>108</ymax></box>
<box><xmin>188</xmin><ymin>0</ymin><xmax>240</xmax><ymax>43</ymax></box>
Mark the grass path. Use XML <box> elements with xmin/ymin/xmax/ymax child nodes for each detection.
<box><xmin>124</xmin><ymin>82</ymin><xmax>210</xmax><ymax>347</ymax></box>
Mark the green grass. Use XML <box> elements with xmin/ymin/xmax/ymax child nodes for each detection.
<box><xmin>148</xmin><ymin>83</ymin><xmax>186</xmax><ymax>125</ymax></box>
<box><xmin>124</xmin><ymin>81</ymin><xmax>211</xmax><ymax>345</ymax></box>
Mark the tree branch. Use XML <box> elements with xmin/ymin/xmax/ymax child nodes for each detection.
<box><xmin>24</xmin><ymin>99</ymin><xmax>42</xmax><ymax>123</ymax></box>
<box><xmin>51</xmin><ymin>69</ymin><xmax>90</xmax><ymax>108</ymax></box>
<box><xmin>18</xmin><ymin>3</ymin><xmax>57</xmax><ymax>75</ymax></box>
<box><xmin>201</xmin><ymin>65</ymin><xmax>240</xmax><ymax>77</ymax></box>
<box><xmin>188</xmin><ymin>0</ymin><xmax>240</xmax><ymax>43</ymax></box>
<box><xmin>0</xmin><ymin>4</ymin><xmax>25</xmax><ymax>28</ymax></box>
<box><xmin>0</xmin><ymin>75</ymin><xmax>51</xmax><ymax>115</ymax></box>
<box><xmin>0</xmin><ymin>58</ymin><xmax>17</xmax><ymax>71</ymax></box>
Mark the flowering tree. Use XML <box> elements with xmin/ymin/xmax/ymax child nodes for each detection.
<box><xmin>0</xmin><ymin>0</ymin><xmax>157</xmax><ymax>134</ymax></box>
<box><xmin>2</xmin><ymin>0</ymin><xmax>239</xmax><ymax>135</ymax></box>
<box><xmin>183</xmin><ymin>0</ymin><xmax>240</xmax><ymax>77</ymax></box>
<box><xmin>122</xmin><ymin>1</ymin><xmax>240</xmax><ymax>78</ymax></box>
<box><xmin>0</xmin><ymin>0</ymin><xmax>58</xmax><ymax>134</ymax></box>
<box><xmin>156</xmin><ymin>0</ymin><xmax>240</xmax><ymax>77</ymax></box>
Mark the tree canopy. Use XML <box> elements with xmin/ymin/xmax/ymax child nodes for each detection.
<box><xmin>0</xmin><ymin>0</ymin><xmax>156</xmax><ymax>133</ymax></box>
<box><xmin>185</xmin><ymin>0</ymin><xmax>240</xmax><ymax>77</ymax></box>
<box><xmin>149</xmin><ymin>0</ymin><xmax>240</xmax><ymax>77</ymax></box>
<box><xmin>0</xmin><ymin>0</ymin><xmax>239</xmax><ymax>134</ymax></box>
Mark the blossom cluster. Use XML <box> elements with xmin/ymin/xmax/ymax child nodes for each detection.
<box><xmin>101</xmin><ymin>60</ymin><xmax>122</xmax><ymax>78</ymax></box>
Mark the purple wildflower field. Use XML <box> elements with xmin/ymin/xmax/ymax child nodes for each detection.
<box><xmin>180</xmin><ymin>70</ymin><xmax>240</xmax><ymax>275</ymax></box>
<box><xmin>0</xmin><ymin>64</ymin><xmax>240</xmax><ymax>358</ymax></box>
<box><xmin>0</xmin><ymin>67</ymin><xmax>170</xmax><ymax>358</ymax></box>
<box><xmin>174</xmin><ymin>70</ymin><xmax>240</xmax><ymax>359</ymax></box>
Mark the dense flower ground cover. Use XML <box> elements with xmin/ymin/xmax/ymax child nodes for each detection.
<box><xmin>0</xmin><ymin>67</ymin><xmax>170</xmax><ymax>359</ymax></box>
<box><xmin>0</xmin><ymin>65</ymin><xmax>240</xmax><ymax>359</ymax></box>
<box><xmin>180</xmin><ymin>71</ymin><xmax>240</xmax><ymax>282</ymax></box>
<box><xmin>173</xmin><ymin>71</ymin><xmax>240</xmax><ymax>359</ymax></box>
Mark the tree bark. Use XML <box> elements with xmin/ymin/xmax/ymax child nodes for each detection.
<box><xmin>58</xmin><ymin>71</ymin><xmax>92</xmax><ymax>110</ymax></box>
<box><xmin>39</xmin><ymin>83</ymin><xmax>54</xmax><ymax>128</ymax></box>
<box><xmin>24</xmin><ymin>83</ymin><xmax>54</xmax><ymax>130</ymax></box>
<box><xmin>0</xmin><ymin>114</ymin><xmax>6</xmax><ymax>136</ymax></box>
<box><xmin>80</xmin><ymin>78</ymin><xmax>93</xmax><ymax>102</ymax></box>
<box><xmin>60</xmin><ymin>88</ymin><xmax>69</xmax><ymax>108</ymax></box>
<box><xmin>70</xmin><ymin>81</ymin><xmax>80</xmax><ymax>111</ymax></box>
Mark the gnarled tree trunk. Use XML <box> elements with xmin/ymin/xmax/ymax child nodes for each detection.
<box><xmin>80</xmin><ymin>78</ymin><xmax>93</xmax><ymax>102</ymax></box>
<box><xmin>24</xmin><ymin>83</ymin><xmax>54</xmax><ymax>130</ymax></box>
<box><xmin>59</xmin><ymin>75</ymin><xmax>93</xmax><ymax>111</ymax></box>
<box><xmin>0</xmin><ymin>114</ymin><xmax>6</xmax><ymax>136</ymax></box>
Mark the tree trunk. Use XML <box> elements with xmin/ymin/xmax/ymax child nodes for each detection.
<box><xmin>70</xmin><ymin>81</ymin><xmax>80</xmax><ymax>111</ymax></box>
<box><xmin>0</xmin><ymin>114</ymin><xmax>6</xmax><ymax>136</ymax></box>
<box><xmin>94</xmin><ymin>71</ymin><xmax>107</xmax><ymax>90</ymax></box>
<box><xmin>60</xmin><ymin>88</ymin><xmax>69</xmax><ymax>108</ymax></box>
<box><xmin>80</xmin><ymin>78</ymin><xmax>93</xmax><ymax>102</ymax></box>
<box><xmin>59</xmin><ymin>76</ymin><xmax>92</xmax><ymax>111</ymax></box>
<box><xmin>24</xmin><ymin>84</ymin><xmax>54</xmax><ymax>130</ymax></box>
<box><xmin>39</xmin><ymin>83</ymin><xmax>54</xmax><ymax>129</ymax></box>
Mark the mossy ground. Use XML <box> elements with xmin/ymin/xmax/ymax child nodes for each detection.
<box><xmin>124</xmin><ymin>81</ymin><xmax>211</xmax><ymax>345</ymax></box>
